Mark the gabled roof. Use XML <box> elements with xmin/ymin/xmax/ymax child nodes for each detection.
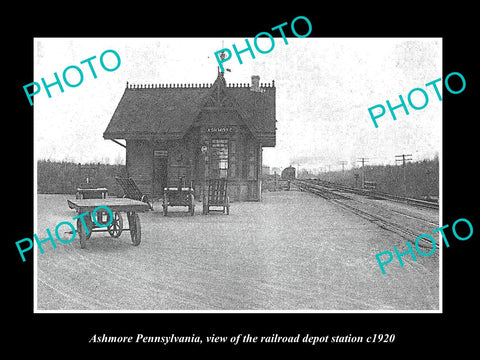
<box><xmin>103</xmin><ymin>72</ymin><xmax>276</xmax><ymax>146</ymax></box>
<box><xmin>103</xmin><ymin>85</ymin><xmax>208</xmax><ymax>140</ymax></box>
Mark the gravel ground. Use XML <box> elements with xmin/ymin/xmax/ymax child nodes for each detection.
<box><xmin>35</xmin><ymin>191</ymin><xmax>439</xmax><ymax>311</ymax></box>
<box><xmin>330</xmin><ymin>192</ymin><xmax>439</xmax><ymax>241</ymax></box>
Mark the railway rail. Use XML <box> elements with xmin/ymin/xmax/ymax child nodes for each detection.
<box><xmin>293</xmin><ymin>179</ymin><xmax>440</xmax><ymax>248</ymax></box>
<box><xmin>300</xmin><ymin>178</ymin><xmax>439</xmax><ymax>209</ymax></box>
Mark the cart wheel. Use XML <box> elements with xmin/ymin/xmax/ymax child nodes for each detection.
<box><xmin>128</xmin><ymin>212</ymin><xmax>141</xmax><ymax>246</ymax></box>
<box><xmin>77</xmin><ymin>217</ymin><xmax>91</xmax><ymax>249</ymax></box>
<box><xmin>189</xmin><ymin>194</ymin><xmax>195</xmax><ymax>216</ymax></box>
<box><xmin>163</xmin><ymin>194</ymin><xmax>168</xmax><ymax>216</ymax></box>
<box><xmin>85</xmin><ymin>216</ymin><xmax>93</xmax><ymax>240</ymax></box>
<box><xmin>107</xmin><ymin>212</ymin><xmax>123</xmax><ymax>238</ymax></box>
<box><xmin>141</xmin><ymin>195</ymin><xmax>154</xmax><ymax>211</ymax></box>
<box><xmin>202</xmin><ymin>195</ymin><xmax>208</xmax><ymax>215</ymax></box>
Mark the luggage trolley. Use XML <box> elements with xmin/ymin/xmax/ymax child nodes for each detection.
<box><xmin>162</xmin><ymin>177</ymin><xmax>195</xmax><ymax>216</ymax></box>
<box><xmin>67</xmin><ymin>198</ymin><xmax>150</xmax><ymax>249</ymax></box>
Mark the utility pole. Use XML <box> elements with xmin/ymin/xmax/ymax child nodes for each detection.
<box><xmin>339</xmin><ymin>161</ymin><xmax>347</xmax><ymax>172</ymax></box>
<box><xmin>357</xmin><ymin>157</ymin><xmax>369</xmax><ymax>188</ymax></box>
<box><xmin>395</xmin><ymin>154</ymin><xmax>412</xmax><ymax>197</ymax></box>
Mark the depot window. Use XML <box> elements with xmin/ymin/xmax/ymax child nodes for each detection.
<box><xmin>211</xmin><ymin>139</ymin><xmax>229</xmax><ymax>179</ymax></box>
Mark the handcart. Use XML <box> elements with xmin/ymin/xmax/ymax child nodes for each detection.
<box><xmin>162</xmin><ymin>178</ymin><xmax>195</xmax><ymax>216</ymax></box>
<box><xmin>203</xmin><ymin>179</ymin><xmax>230</xmax><ymax>215</ymax></box>
<box><xmin>67</xmin><ymin>198</ymin><xmax>150</xmax><ymax>249</ymax></box>
<box><xmin>115</xmin><ymin>176</ymin><xmax>154</xmax><ymax>210</ymax></box>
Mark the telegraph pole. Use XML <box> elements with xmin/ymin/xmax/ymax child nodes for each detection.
<box><xmin>339</xmin><ymin>161</ymin><xmax>347</xmax><ymax>172</ymax></box>
<box><xmin>357</xmin><ymin>157</ymin><xmax>369</xmax><ymax>188</ymax></box>
<box><xmin>395</xmin><ymin>154</ymin><xmax>412</xmax><ymax>197</ymax></box>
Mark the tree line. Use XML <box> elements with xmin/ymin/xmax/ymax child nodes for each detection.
<box><xmin>37</xmin><ymin>159</ymin><xmax>127</xmax><ymax>195</ymax></box>
<box><xmin>312</xmin><ymin>157</ymin><xmax>439</xmax><ymax>201</ymax></box>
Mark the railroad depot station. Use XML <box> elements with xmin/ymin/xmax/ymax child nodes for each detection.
<box><xmin>103</xmin><ymin>71</ymin><xmax>276</xmax><ymax>202</ymax></box>
<box><xmin>37</xmin><ymin>70</ymin><xmax>441</xmax><ymax>312</ymax></box>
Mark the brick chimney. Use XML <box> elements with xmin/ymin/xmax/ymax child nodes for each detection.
<box><xmin>251</xmin><ymin>75</ymin><xmax>260</xmax><ymax>92</ymax></box>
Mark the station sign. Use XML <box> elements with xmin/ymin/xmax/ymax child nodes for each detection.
<box><xmin>206</xmin><ymin>127</ymin><xmax>234</xmax><ymax>133</ymax></box>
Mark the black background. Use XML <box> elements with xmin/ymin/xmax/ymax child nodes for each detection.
<box><xmin>5</xmin><ymin>4</ymin><xmax>478</xmax><ymax>356</ymax></box>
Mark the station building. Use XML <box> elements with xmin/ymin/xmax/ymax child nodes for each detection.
<box><xmin>103</xmin><ymin>71</ymin><xmax>277</xmax><ymax>201</ymax></box>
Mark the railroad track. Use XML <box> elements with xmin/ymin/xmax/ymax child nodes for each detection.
<box><xmin>303</xmin><ymin>178</ymin><xmax>439</xmax><ymax>210</ymax></box>
<box><xmin>293</xmin><ymin>179</ymin><xmax>439</xmax><ymax>248</ymax></box>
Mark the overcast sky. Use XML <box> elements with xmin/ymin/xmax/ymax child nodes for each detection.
<box><xmin>34</xmin><ymin>37</ymin><xmax>441</xmax><ymax>171</ymax></box>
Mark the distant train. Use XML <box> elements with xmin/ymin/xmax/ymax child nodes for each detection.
<box><xmin>281</xmin><ymin>166</ymin><xmax>296</xmax><ymax>181</ymax></box>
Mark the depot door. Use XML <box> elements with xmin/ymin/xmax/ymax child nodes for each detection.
<box><xmin>153</xmin><ymin>150</ymin><xmax>168</xmax><ymax>198</ymax></box>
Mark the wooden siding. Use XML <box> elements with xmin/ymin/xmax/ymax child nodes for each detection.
<box><xmin>126</xmin><ymin>139</ymin><xmax>153</xmax><ymax>197</ymax></box>
<box><xmin>125</xmin><ymin>134</ymin><xmax>262</xmax><ymax>201</ymax></box>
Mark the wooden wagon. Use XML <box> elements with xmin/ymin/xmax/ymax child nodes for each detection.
<box><xmin>67</xmin><ymin>198</ymin><xmax>150</xmax><ymax>249</ymax></box>
<box><xmin>162</xmin><ymin>178</ymin><xmax>195</xmax><ymax>216</ymax></box>
<box><xmin>202</xmin><ymin>179</ymin><xmax>230</xmax><ymax>215</ymax></box>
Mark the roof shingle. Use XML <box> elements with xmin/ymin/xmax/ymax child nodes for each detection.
<box><xmin>103</xmin><ymin>74</ymin><xmax>276</xmax><ymax>146</ymax></box>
